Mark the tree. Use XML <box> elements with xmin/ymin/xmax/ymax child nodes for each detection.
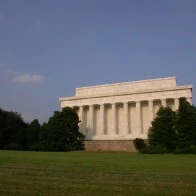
<box><xmin>0</xmin><ymin>108</ymin><xmax>27</xmax><ymax>149</ymax></box>
<box><xmin>148</xmin><ymin>106</ymin><xmax>177</xmax><ymax>152</ymax></box>
<box><xmin>26</xmin><ymin>119</ymin><xmax>40</xmax><ymax>150</ymax></box>
<box><xmin>176</xmin><ymin>99</ymin><xmax>196</xmax><ymax>149</ymax></box>
<box><xmin>39</xmin><ymin>107</ymin><xmax>85</xmax><ymax>151</ymax></box>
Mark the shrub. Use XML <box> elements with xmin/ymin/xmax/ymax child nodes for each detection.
<box><xmin>173</xmin><ymin>147</ymin><xmax>190</xmax><ymax>154</ymax></box>
<box><xmin>29</xmin><ymin>143</ymin><xmax>40</xmax><ymax>151</ymax></box>
<box><xmin>133</xmin><ymin>138</ymin><xmax>146</xmax><ymax>152</ymax></box>
<box><xmin>4</xmin><ymin>143</ymin><xmax>22</xmax><ymax>150</ymax></box>
<box><xmin>173</xmin><ymin>145</ymin><xmax>196</xmax><ymax>154</ymax></box>
<box><xmin>141</xmin><ymin>145</ymin><xmax>167</xmax><ymax>154</ymax></box>
<box><xmin>190</xmin><ymin>145</ymin><xmax>196</xmax><ymax>154</ymax></box>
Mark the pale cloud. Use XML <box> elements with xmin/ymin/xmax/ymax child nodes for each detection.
<box><xmin>13</xmin><ymin>74</ymin><xmax>45</xmax><ymax>84</ymax></box>
<box><xmin>5</xmin><ymin>69</ymin><xmax>19</xmax><ymax>76</ymax></box>
<box><xmin>1</xmin><ymin>64</ymin><xmax>45</xmax><ymax>84</ymax></box>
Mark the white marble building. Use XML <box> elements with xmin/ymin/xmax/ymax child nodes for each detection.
<box><xmin>59</xmin><ymin>77</ymin><xmax>192</xmax><ymax>149</ymax></box>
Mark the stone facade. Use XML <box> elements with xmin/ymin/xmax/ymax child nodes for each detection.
<box><xmin>59</xmin><ymin>77</ymin><xmax>192</xmax><ymax>151</ymax></box>
<box><xmin>84</xmin><ymin>140</ymin><xmax>137</xmax><ymax>152</ymax></box>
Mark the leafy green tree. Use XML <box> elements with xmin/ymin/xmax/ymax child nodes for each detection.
<box><xmin>0</xmin><ymin>108</ymin><xmax>27</xmax><ymax>149</ymax></box>
<box><xmin>26</xmin><ymin>119</ymin><xmax>41</xmax><ymax>150</ymax></box>
<box><xmin>39</xmin><ymin>107</ymin><xmax>85</xmax><ymax>151</ymax></box>
<box><xmin>148</xmin><ymin>106</ymin><xmax>177</xmax><ymax>152</ymax></box>
<box><xmin>176</xmin><ymin>99</ymin><xmax>196</xmax><ymax>149</ymax></box>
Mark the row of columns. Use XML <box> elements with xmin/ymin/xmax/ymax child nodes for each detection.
<box><xmin>77</xmin><ymin>97</ymin><xmax>192</xmax><ymax>136</ymax></box>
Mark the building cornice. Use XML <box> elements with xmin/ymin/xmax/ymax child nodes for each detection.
<box><xmin>59</xmin><ymin>85</ymin><xmax>192</xmax><ymax>102</ymax></box>
<box><xmin>75</xmin><ymin>77</ymin><xmax>176</xmax><ymax>90</ymax></box>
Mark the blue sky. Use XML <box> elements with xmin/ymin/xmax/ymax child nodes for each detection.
<box><xmin>0</xmin><ymin>0</ymin><xmax>196</xmax><ymax>123</ymax></box>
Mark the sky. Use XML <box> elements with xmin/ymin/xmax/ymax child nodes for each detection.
<box><xmin>0</xmin><ymin>0</ymin><xmax>196</xmax><ymax>123</ymax></box>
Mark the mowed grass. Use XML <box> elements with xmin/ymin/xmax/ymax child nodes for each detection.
<box><xmin>0</xmin><ymin>151</ymin><xmax>195</xmax><ymax>196</ymax></box>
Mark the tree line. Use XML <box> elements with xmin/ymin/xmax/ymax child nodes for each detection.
<box><xmin>1</xmin><ymin>98</ymin><xmax>195</xmax><ymax>153</ymax></box>
<box><xmin>134</xmin><ymin>98</ymin><xmax>196</xmax><ymax>154</ymax></box>
<box><xmin>0</xmin><ymin>107</ymin><xmax>85</xmax><ymax>151</ymax></box>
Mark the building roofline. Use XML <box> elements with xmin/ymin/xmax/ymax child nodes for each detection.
<box><xmin>75</xmin><ymin>77</ymin><xmax>176</xmax><ymax>90</ymax></box>
<box><xmin>59</xmin><ymin>85</ymin><xmax>192</xmax><ymax>102</ymax></box>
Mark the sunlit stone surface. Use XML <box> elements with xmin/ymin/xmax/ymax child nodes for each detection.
<box><xmin>59</xmin><ymin>77</ymin><xmax>192</xmax><ymax>151</ymax></box>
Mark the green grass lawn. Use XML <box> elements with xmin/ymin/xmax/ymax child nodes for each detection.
<box><xmin>0</xmin><ymin>151</ymin><xmax>195</xmax><ymax>196</ymax></box>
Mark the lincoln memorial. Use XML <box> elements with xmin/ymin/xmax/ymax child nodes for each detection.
<box><xmin>59</xmin><ymin>77</ymin><xmax>192</xmax><ymax>151</ymax></box>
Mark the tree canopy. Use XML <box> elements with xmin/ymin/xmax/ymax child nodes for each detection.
<box><xmin>0</xmin><ymin>107</ymin><xmax>85</xmax><ymax>151</ymax></box>
<box><xmin>148</xmin><ymin>106</ymin><xmax>177</xmax><ymax>152</ymax></box>
<box><xmin>39</xmin><ymin>107</ymin><xmax>84</xmax><ymax>151</ymax></box>
<box><xmin>0</xmin><ymin>108</ymin><xmax>27</xmax><ymax>149</ymax></box>
<box><xmin>175</xmin><ymin>99</ymin><xmax>196</xmax><ymax>149</ymax></box>
<box><xmin>145</xmin><ymin>99</ymin><xmax>196</xmax><ymax>154</ymax></box>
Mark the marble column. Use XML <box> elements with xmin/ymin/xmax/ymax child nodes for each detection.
<box><xmin>161</xmin><ymin>99</ymin><xmax>167</xmax><ymax>107</ymax></box>
<box><xmin>89</xmin><ymin>105</ymin><xmax>94</xmax><ymax>133</ymax></box>
<box><xmin>78</xmin><ymin>106</ymin><xmax>83</xmax><ymax>131</ymax></box>
<box><xmin>136</xmin><ymin>101</ymin><xmax>142</xmax><ymax>134</ymax></box>
<box><xmin>111</xmin><ymin>103</ymin><xmax>116</xmax><ymax>135</ymax></box>
<box><xmin>186</xmin><ymin>97</ymin><xmax>192</xmax><ymax>105</ymax></box>
<box><xmin>148</xmin><ymin>100</ymin><xmax>154</xmax><ymax>126</ymax></box>
<box><xmin>99</xmin><ymin>104</ymin><xmax>105</xmax><ymax>136</ymax></box>
<box><xmin>123</xmin><ymin>102</ymin><xmax>129</xmax><ymax>135</ymax></box>
<box><xmin>174</xmin><ymin>98</ymin><xmax>179</xmax><ymax>110</ymax></box>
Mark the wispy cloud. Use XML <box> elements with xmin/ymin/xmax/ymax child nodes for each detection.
<box><xmin>5</xmin><ymin>69</ymin><xmax>19</xmax><ymax>76</ymax></box>
<box><xmin>1</xmin><ymin>64</ymin><xmax>45</xmax><ymax>84</ymax></box>
<box><xmin>13</xmin><ymin>74</ymin><xmax>45</xmax><ymax>84</ymax></box>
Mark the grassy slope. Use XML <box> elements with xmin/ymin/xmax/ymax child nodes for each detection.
<box><xmin>0</xmin><ymin>151</ymin><xmax>195</xmax><ymax>196</ymax></box>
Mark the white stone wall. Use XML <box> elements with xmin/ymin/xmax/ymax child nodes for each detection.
<box><xmin>59</xmin><ymin>77</ymin><xmax>193</xmax><ymax>141</ymax></box>
<box><xmin>60</xmin><ymin>87</ymin><xmax>192</xmax><ymax>107</ymax></box>
<box><xmin>76</xmin><ymin>77</ymin><xmax>177</xmax><ymax>97</ymax></box>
